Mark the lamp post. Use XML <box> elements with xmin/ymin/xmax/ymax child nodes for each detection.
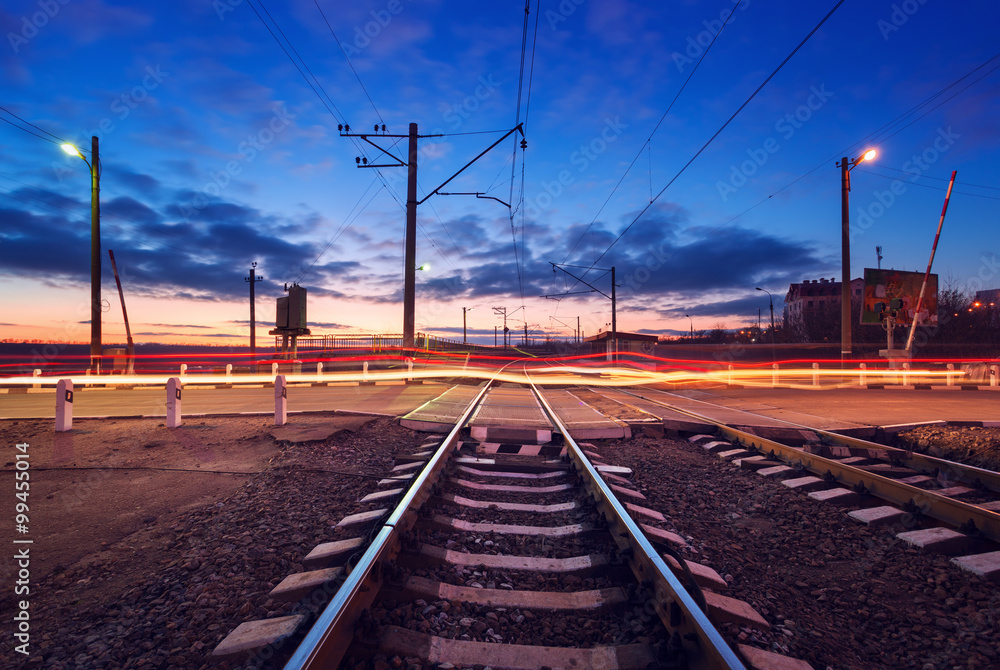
<box><xmin>755</xmin><ymin>287</ymin><xmax>776</xmax><ymax>360</ymax></box>
<box><xmin>61</xmin><ymin>136</ymin><xmax>102</xmax><ymax>374</ymax></box>
<box><xmin>684</xmin><ymin>314</ymin><xmax>693</xmax><ymax>341</ymax></box>
<box><xmin>838</xmin><ymin>148</ymin><xmax>876</xmax><ymax>363</ymax></box>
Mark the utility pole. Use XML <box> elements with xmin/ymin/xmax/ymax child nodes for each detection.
<box><xmin>245</xmin><ymin>262</ymin><xmax>263</xmax><ymax>362</ymax></box>
<box><xmin>493</xmin><ymin>307</ymin><xmax>507</xmax><ymax>346</ymax></box>
<box><xmin>876</xmin><ymin>245</ymin><xmax>883</xmax><ymax>270</ymax></box>
<box><xmin>340</xmin><ymin>122</ymin><xmax>524</xmax><ymax>350</ymax></box>
<box><xmin>90</xmin><ymin>135</ymin><xmax>101</xmax><ymax>374</ymax></box>
<box><xmin>543</xmin><ymin>263</ymin><xmax>617</xmax><ymax>361</ymax></box>
<box><xmin>463</xmin><ymin>306</ymin><xmax>473</xmax><ymax>344</ymax></box>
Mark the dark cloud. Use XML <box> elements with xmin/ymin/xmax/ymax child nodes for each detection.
<box><xmin>105</xmin><ymin>166</ymin><xmax>162</xmax><ymax>198</ymax></box>
<box><xmin>104</xmin><ymin>196</ymin><xmax>161</xmax><ymax>227</ymax></box>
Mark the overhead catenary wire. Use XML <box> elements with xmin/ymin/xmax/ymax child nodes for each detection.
<box><xmin>562</xmin><ymin>0</ymin><xmax>743</xmax><ymax>266</ymax></box>
<box><xmin>580</xmin><ymin>0</ymin><xmax>848</xmax><ymax>276</ymax></box>
<box><xmin>312</xmin><ymin>0</ymin><xmax>385</xmax><ymax>127</ymax></box>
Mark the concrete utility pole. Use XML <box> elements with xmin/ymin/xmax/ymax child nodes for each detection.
<box><xmin>339</xmin><ymin>123</ymin><xmax>524</xmax><ymax>349</ymax></box>
<box><xmin>838</xmin><ymin>149</ymin><xmax>876</xmax><ymax>363</ymax></box>
<box><xmin>245</xmin><ymin>262</ymin><xmax>263</xmax><ymax>361</ymax></box>
<box><xmin>60</xmin><ymin>136</ymin><xmax>102</xmax><ymax>372</ymax></box>
<box><xmin>463</xmin><ymin>307</ymin><xmax>473</xmax><ymax>344</ymax></box>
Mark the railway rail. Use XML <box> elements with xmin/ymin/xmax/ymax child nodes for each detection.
<box><xmin>594</xmin><ymin>387</ymin><xmax>1000</xmax><ymax>571</ymax></box>
<box><xmin>210</xmin><ymin>380</ymin><xmax>999</xmax><ymax>669</ymax></box>
<box><xmin>210</xmin><ymin>378</ymin><xmax>821</xmax><ymax>669</ymax></box>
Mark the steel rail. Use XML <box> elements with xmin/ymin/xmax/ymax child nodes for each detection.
<box><xmin>619</xmin><ymin>389</ymin><xmax>1000</xmax><ymax>544</ymax></box>
<box><xmin>527</xmin><ymin>381</ymin><xmax>746</xmax><ymax>670</ymax></box>
<box><xmin>638</xmin><ymin>388</ymin><xmax>1000</xmax><ymax>495</ymax></box>
<box><xmin>283</xmin><ymin>380</ymin><xmax>494</xmax><ymax>670</ymax></box>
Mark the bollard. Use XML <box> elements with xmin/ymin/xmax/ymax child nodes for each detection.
<box><xmin>406</xmin><ymin>357</ymin><xmax>414</xmax><ymax>383</ymax></box>
<box><xmin>55</xmin><ymin>379</ymin><xmax>73</xmax><ymax>432</ymax></box>
<box><xmin>946</xmin><ymin>363</ymin><xmax>955</xmax><ymax>387</ymax></box>
<box><xmin>275</xmin><ymin>375</ymin><xmax>287</xmax><ymax>426</ymax></box>
<box><xmin>316</xmin><ymin>361</ymin><xmax>324</xmax><ymax>379</ymax></box>
<box><xmin>271</xmin><ymin>362</ymin><xmax>279</xmax><ymax>378</ymax></box>
<box><xmin>363</xmin><ymin>361</ymin><xmax>369</xmax><ymax>381</ymax></box>
<box><xmin>226</xmin><ymin>364</ymin><xmax>233</xmax><ymax>381</ymax></box>
<box><xmin>463</xmin><ymin>353</ymin><xmax>471</xmax><ymax>371</ymax></box>
<box><xmin>179</xmin><ymin>363</ymin><xmax>187</xmax><ymax>377</ymax></box>
<box><xmin>902</xmin><ymin>362</ymin><xmax>910</xmax><ymax>387</ymax></box>
<box><xmin>812</xmin><ymin>363</ymin><xmax>819</xmax><ymax>388</ymax></box>
<box><xmin>991</xmin><ymin>365</ymin><xmax>999</xmax><ymax>387</ymax></box>
<box><xmin>33</xmin><ymin>369</ymin><xmax>41</xmax><ymax>389</ymax></box>
<box><xmin>771</xmin><ymin>363</ymin><xmax>779</xmax><ymax>388</ymax></box>
<box><xmin>727</xmin><ymin>364</ymin><xmax>734</xmax><ymax>386</ymax></box>
<box><xmin>859</xmin><ymin>363</ymin><xmax>867</xmax><ymax>388</ymax></box>
<box><xmin>166</xmin><ymin>377</ymin><xmax>182</xmax><ymax>428</ymax></box>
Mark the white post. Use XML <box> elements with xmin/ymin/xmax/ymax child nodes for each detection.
<box><xmin>32</xmin><ymin>369</ymin><xmax>41</xmax><ymax>389</ymax></box>
<box><xmin>727</xmin><ymin>364</ymin><xmax>734</xmax><ymax>386</ymax></box>
<box><xmin>859</xmin><ymin>363</ymin><xmax>867</xmax><ymax>388</ymax></box>
<box><xmin>55</xmin><ymin>379</ymin><xmax>73</xmax><ymax>432</ymax></box>
<box><xmin>902</xmin><ymin>362</ymin><xmax>910</xmax><ymax>386</ymax></box>
<box><xmin>812</xmin><ymin>362</ymin><xmax>820</xmax><ymax>387</ymax></box>
<box><xmin>179</xmin><ymin>363</ymin><xmax>187</xmax><ymax>378</ymax></box>
<box><xmin>271</xmin><ymin>362</ymin><xmax>279</xmax><ymax>378</ymax></box>
<box><xmin>363</xmin><ymin>361</ymin><xmax>369</xmax><ymax>381</ymax></box>
<box><xmin>406</xmin><ymin>357</ymin><xmax>414</xmax><ymax>382</ymax></box>
<box><xmin>771</xmin><ymin>363</ymin><xmax>779</xmax><ymax>388</ymax></box>
<box><xmin>991</xmin><ymin>365</ymin><xmax>998</xmax><ymax>388</ymax></box>
<box><xmin>275</xmin><ymin>374</ymin><xmax>287</xmax><ymax>426</ymax></box>
<box><xmin>316</xmin><ymin>361</ymin><xmax>323</xmax><ymax>379</ymax></box>
<box><xmin>166</xmin><ymin>377</ymin><xmax>182</xmax><ymax>428</ymax></box>
<box><xmin>463</xmin><ymin>353</ymin><xmax>471</xmax><ymax>370</ymax></box>
<box><xmin>226</xmin><ymin>363</ymin><xmax>233</xmax><ymax>381</ymax></box>
<box><xmin>946</xmin><ymin>363</ymin><xmax>955</xmax><ymax>387</ymax></box>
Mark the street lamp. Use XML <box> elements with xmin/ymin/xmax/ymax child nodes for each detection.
<box><xmin>684</xmin><ymin>314</ymin><xmax>693</xmax><ymax>341</ymax></box>
<box><xmin>838</xmin><ymin>148</ymin><xmax>876</xmax><ymax>362</ymax></box>
<box><xmin>755</xmin><ymin>287</ymin><xmax>776</xmax><ymax>359</ymax></box>
<box><xmin>62</xmin><ymin>137</ymin><xmax>102</xmax><ymax>374</ymax></box>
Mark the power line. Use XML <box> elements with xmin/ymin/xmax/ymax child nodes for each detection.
<box><xmin>312</xmin><ymin>0</ymin><xmax>385</xmax><ymax>126</ymax></box>
<box><xmin>0</xmin><ymin>113</ymin><xmax>64</xmax><ymax>147</ymax></box>
<box><xmin>576</xmin><ymin>0</ymin><xmax>848</xmax><ymax>285</ymax></box>
<box><xmin>856</xmin><ymin>167</ymin><xmax>1000</xmax><ymax>200</ymax></box>
<box><xmin>563</xmin><ymin>0</ymin><xmax>743</xmax><ymax>266</ymax></box>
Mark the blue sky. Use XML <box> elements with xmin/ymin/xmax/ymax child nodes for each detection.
<box><xmin>1</xmin><ymin>0</ymin><xmax>998</xmax><ymax>345</ymax></box>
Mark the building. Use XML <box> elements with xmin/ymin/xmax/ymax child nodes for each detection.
<box><xmin>784</xmin><ymin>277</ymin><xmax>864</xmax><ymax>331</ymax></box>
<box><xmin>583</xmin><ymin>330</ymin><xmax>659</xmax><ymax>355</ymax></box>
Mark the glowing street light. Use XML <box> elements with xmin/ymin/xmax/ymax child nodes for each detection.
<box><xmin>62</xmin><ymin>137</ymin><xmax>102</xmax><ymax>373</ymax></box>
<box><xmin>837</xmin><ymin>148</ymin><xmax>876</xmax><ymax>363</ymax></box>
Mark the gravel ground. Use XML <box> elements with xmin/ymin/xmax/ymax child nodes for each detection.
<box><xmin>592</xmin><ymin>433</ymin><xmax>1000</xmax><ymax>670</ymax></box>
<box><xmin>896</xmin><ymin>425</ymin><xmax>1000</xmax><ymax>471</ymax></box>
<box><xmin>6</xmin><ymin>416</ymin><xmax>418</xmax><ymax>670</ymax></box>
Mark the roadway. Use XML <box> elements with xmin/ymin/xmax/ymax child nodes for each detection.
<box><xmin>1</xmin><ymin>382</ymin><xmax>997</xmax><ymax>428</ymax></box>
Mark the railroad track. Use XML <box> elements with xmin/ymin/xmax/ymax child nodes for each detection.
<box><xmin>210</xmin><ymin>378</ymin><xmax>823</xmax><ymax>669</ymax></box>
<box><xmin>592</xmin><ymin>387</ymin><xmax>1000</xmax><ymax>571</ymax></box>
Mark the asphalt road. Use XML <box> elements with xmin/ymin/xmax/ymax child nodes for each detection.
<box><xmin>0</xmin><ymin>382</ymin><xmax>449</xmax><ymax>419</ymax></box>
<box><xmin>2</xmin><ymin>382</ymin><xmax>997</xmax><ymax>427</ymax></box>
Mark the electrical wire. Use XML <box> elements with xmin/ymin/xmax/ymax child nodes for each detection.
<box><xmin>579</xmin><ymin>0</ymin><xmax>848</xmax><ymax>277</ymax></box>
<box><xmin>0</xmin><ymin>106</ymin><xmax>70</xmax><ymax>145</ymax></box>
<box><xmin>562</xmin><ymin>0</ymin><xmax>743</xmax><ymax>267</ymax></box>
<box><xmin>313</xmin><ymin>0</ymin><xmax>385</xmax><ymax>126</ymax></box>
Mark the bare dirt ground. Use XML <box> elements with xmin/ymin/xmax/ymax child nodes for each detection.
<box><xmin>0</xmin><ymin>413</ymin><xmax>417</xmax><ymax>669</ymax></box>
